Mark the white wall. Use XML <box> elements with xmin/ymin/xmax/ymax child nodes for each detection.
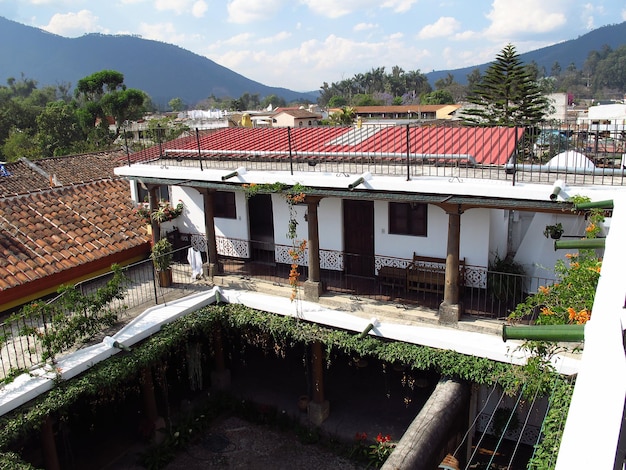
<box><xmin>488</xmin><ymin>208</ymin><xmax>509</xmax><ymax>262</ymax></box>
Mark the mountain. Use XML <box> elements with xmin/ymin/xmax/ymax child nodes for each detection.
<box><xmin>0</xmin><ymin>16</ymin><xmax>318</xmax><ymax>107</ymax></box>
<box><xmin>1</xmin><ymin>16</ymin><xmax>625</xmax><ymax>106</ymax></box>
<box><xmin>425</xmin><ymin>21</ymin><xmax>626</xmax><ymax>85</ymax></box>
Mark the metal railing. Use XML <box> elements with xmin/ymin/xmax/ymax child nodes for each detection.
<box><xmin>218</xmin><ymin>240</ymin><xmax>553</xmax><ymax>320</ymax></box>
<box><xmin>127</xmin><ymin>122</ymin><xmax>626</xmax><ymax>187</ymax></box>
<box><xmin>0</xmin><ymin>241</ymin><xmax>553</xmax><ymax>383</ymax></box>
<box><xmin>0</xmin><ymin>247</ymin><xmax>202</xmax><ymax>382</ymax></box>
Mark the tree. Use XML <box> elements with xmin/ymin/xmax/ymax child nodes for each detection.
<box><xmin>260</xmin><ymin>94</ymin><xmax>286</xmax><ymax>110</ymax></box>
<box><xmin>421</xmin><ymin>89</ymin><xmax>455</xmax><ymax>105</ymax></box>
<box><xmin>463</xmin><ymin>44</ymin><xmax>550</xmax><ymax>126</ymax></box>
<box><xmin>168</xmin><ymin>97</ymin><xmax>185</xmax><ymax>112</ymax></box>
<box><xmin>74</xmin><ymin>70</ymin><xmax>146</xmax><ymax>139</ymax></box>
<box><xmin>329</xmin><ymin>106</ymin><xmax>356</xmax><ymax>125</ymax></box>
<box><xmin>36</xmin><ymin>101</ymin><xmax>84</xmax><ymax>157</ymax></box>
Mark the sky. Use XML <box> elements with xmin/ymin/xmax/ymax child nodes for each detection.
<box><xmin>0</xmin><ymin>0</ymin><xmax>625</xmax><ymax>92</ymax></box>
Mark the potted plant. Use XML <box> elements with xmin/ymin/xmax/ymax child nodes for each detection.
<box><xmin>543</xmin><ymin>222</ymin><xmax>564</xmax><ymax>239</ymax></box>
<box><xmin>151</xmin><ymin>238</ymin><xmax>174</xmax><ymax>287</ymax></box>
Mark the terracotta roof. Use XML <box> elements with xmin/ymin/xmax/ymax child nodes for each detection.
<box><xmin>0</xmin><ymin>178</ymin><xmax>150</xmax><ymax>308</ymax></box>
<box><xmin>0</xmin><ymin>160</ymin><xmax>50</xmax><ymax>196</ymax></box>
<box><xmin>129</xmin><ymin>126</ymin><xmax>521</xmax><ymax>166</ymax></box>
<box><xmin>0</xmin><ymin>151</ymin><xmax>126</xmax><ymax>197</ymax></box>
<box><xmin>36</xmin><ymin>150</ymin><xmax>126</xmax><ymax>185</ymax></box>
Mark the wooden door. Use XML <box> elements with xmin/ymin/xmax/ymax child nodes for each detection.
<box><xmin>343</xmin><ymin>200</ymin><xmax>374</xmax><ymax>277</ymax></box>
<box><xmin>248</xmin><ymin>194</ymin><xmax>275</xmax><ymax>261</ymax></box>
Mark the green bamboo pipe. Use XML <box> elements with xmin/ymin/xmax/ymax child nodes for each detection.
<box><xmin>349</xmin><ymin>176</ymin><xmax>365</xmax><ymax>190</ymax></box>
<box><xmin>554</xmin><ymin>238</ymin><xmax>605</xmax><ymax>250</ymax></box>
<box><xmin>358</xmin><ymin>323</ymin><xmax>375</xmax><ymax>339</ymax></box>
<box><xmin>221</xmin><ymin>170</ymin><xmax>239</xmax><ymax>181</ymax></box>
<box><xmin>574</xmin><ymin>199</ymin><xmax>613</xmax><ymax>210</ymax></box>
<box><xmin>502</xmin><ymin>324</ymin><xmax>584</xmax><ymax>342</ymax></box>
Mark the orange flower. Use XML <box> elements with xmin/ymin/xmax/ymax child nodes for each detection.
<box><xmin>538</xmin><ymin>285</ymin><xmax>550</xmax><ymax>295</ymax></box>
<box><xmin>541</xmin><ymin>306</ymin><xmax>554</xmax><ymax>316</ymax></box>
<box><xmin>585</xmin><ymin>223</ymin><xmax>596</xmax><ymax>233</ymax></box>
<box><xmin>567</xmin><ymin>307</ymin><xmax>577</xmax><ymax>321</ymax></box>
<box><xmin>570</xmin><ymin>261</ymin><xmax>580</xmax><ymax>269</ymax></box>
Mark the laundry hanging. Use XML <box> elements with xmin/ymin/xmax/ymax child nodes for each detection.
<box><xmin>187</xmin><ymin>247</ymin><xmax>203</xmax><ymax>280</ymax></box>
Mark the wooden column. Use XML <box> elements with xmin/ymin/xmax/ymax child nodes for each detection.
<box><xmin>304</xmin><ymin>196</ymin><xmax>323</xmax><ymax>301</ymax></box>
<box><xmin>307</xmin><ymin>340</ymin><xmax>329</xmax><ymax>425</ymax></box>
<box><xmin>148</xmin><ymin>185</ymin><xmax>160</xmax><ymax>244</ymax></box>
<box><xmin>211</xmin><ymin>325</ymin><xmax>231</xmax><ymax>390</ymax></box>
<box><xmin>438</xmin><ymin>204</ymin><xmax>463</xmax><ymax>324</ymax></box>
<box><xmin>202</xmin><ymin>189</ymin><xmax>221</xmax><ymax>276</ymax></box>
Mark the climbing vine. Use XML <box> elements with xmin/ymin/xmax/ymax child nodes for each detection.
<box><xmin>10</xmin><ymin>265</ymin><xmax>129</xmax><ymax>363</ymax></box>
<box><xmin>242</xmin><ymin>182</ymin><xmax>309</xmax><ymax>301</ymax></box>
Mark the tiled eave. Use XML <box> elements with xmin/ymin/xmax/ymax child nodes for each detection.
<box><xmin>0</xmin><ymin>179</ymin><xmax>151</xmax><ymax>311</ymax></box>
<box><xmin>130</xmin><ymin>174</ymin><xmax>576</xmax><ymax>214</ymax></box>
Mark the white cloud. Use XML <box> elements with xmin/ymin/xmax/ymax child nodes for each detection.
<box><xmin>192</xmin><ymin>1</ymin><xmax>208</xmax><ymax>18</ymax></box>
<box><xmin>155</xmin><ymin>0</ymin><xmax>192</xmax><ymax>15</ymax></box>
<box><xmin>227</xmin><ymin>0</ymin><xmax>285</xmax><ymax>23</ymax></box>
<box><xmin>258</xmin><ymin>31</ymin><xmax>292</xmax><ymax>44</ymax></box>
<box><xmin>354</xmin><ymin>23</ymin><xmax>378</xmax><ymax>32</ymax></box>
<box><xmin>42</xmin><ymin>10</ymin><xmax>103</xmax><ymax>36</ymax></box>
<box><xmin>484</xmin><ymin>0</ymin><xmax>567</xmax><ymax>40</ymax></box>
<box><xmin>380</xmin><ymin>0</ymin><xmax>417</xmax><ymax>13</ymax></box>
<box><xmin>299</xmin><ymin>0</ymin><xmax>374</xmax><ymax>19</ymax></box>
<box><xmin>418</xmin><ymin>17</ymin><xmax>461</xmax><ymax>39</ymax></box>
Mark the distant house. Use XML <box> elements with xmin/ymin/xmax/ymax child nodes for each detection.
<box><xmin>328</xmin><ymin>104</ymin><xmax>461</xmax><ymax>123</ymax></box>
<box><xmin>272</xmin><ymin>108</ymin><xmax>322</xmax><ymax>127</ymax></box>
<box><xmin>0</xmin><ymin>152</ymin><xmax>150</xmax><ymax>312</ymax></box>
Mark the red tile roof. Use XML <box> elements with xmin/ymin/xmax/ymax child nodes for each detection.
<box><xmin>0</xmin><ymin>178</ymin><xmax>150</xmax><ymax>310</ymax></box>
<box><xmin>128</xmin><ymin>126</ymin><xmax>521</xmax><ymax>166</ymax></box>
<box><xmin>0</xmin><ymin>150</ymin><xmax>126</xmax><ymax>197</ymax></box>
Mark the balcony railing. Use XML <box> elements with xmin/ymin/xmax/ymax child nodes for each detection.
<box><xmin>125</xmin><ymin>122</ymin><xmax>626</xmax><ymax>187</ymax></box>
<box><xmin>0</xmin><ymin>241</ymin><xmax>553</xmax><ymax>384</ymax></box>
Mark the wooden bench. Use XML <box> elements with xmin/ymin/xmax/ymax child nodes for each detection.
<box><xmin>378</xmin><ymin>266</ymin><xmax>407</xmax><ymax>289</ymax></box>
<box><xmin>406</xmin><ymin>253</ymin><xmax>465</xmax><ymax>294</ymax></box>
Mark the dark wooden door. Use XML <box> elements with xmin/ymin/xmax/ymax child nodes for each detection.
<box><xmin>248</xmin><ymin>194</ymin><xmax>275</xmax><ymax>262</ymax></box>
<box><xmin>343</xmin><ymin>200</ymin><xmax>374</xmax><ymax>277</ymax></box>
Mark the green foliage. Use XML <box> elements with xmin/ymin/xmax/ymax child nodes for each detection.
<box><xmin>527</xmin><ymin>378</ymin><xmax>574</xmax><ymax>470</ymax></box>
<box><xmin>464</xmin><ymin>44</ymin><xmax>550</xmax><ymax>126</ymax></box>
<box><xmin>151</xmin><ymin>239</ymin><xmax>174</xmax><ymax>271</ymax></box>
<box><xmin>488</xmin><ymin>253</ymin><xmax>526</xmax><ymax>304</ymax></box>
<box><xmin>420</xmin><ymin>89</ymin><xmax>455</xmax><ymax>105</ymax></box>
<box><xmin>17</xmin><ymin>265</ymin><xmax>129</xmax><ymax>362</ymax></box>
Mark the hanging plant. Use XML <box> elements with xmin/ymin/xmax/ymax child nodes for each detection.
<box><xmin>543</xmin><ymin>222</ymin><xmax>563</xmax><ymax>239</ymax></box>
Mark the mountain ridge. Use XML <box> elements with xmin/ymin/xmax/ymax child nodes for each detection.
<box><xmin>1</xmin><ymin>16</ymin><xmax>625</xmax><ymax>107</ymax></box>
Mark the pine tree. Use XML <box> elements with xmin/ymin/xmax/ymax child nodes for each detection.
<box><xmin>463</xmin><ymin>44</ymin><xmax>550</xmax><ymax>126</ymax></box>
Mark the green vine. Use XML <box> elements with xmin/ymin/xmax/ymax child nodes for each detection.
<box><xmin>0</xmin><ymin>303</ymin><xmax>570</xmax><ymax>468</ymax></box>
<box><xmin>12</xmin><ymin>265</ymin><xmax>129</xmax><ymax>363</ymax></box>
<box><xmin>242</xmin><ymin>182</ymin><xmax>309</xmax><ymax>301</ymax></box>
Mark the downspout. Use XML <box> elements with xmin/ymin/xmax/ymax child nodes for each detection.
<box><xmin>554</xmin><ymin>238</ymin><xmax>605</xmax><ymax>251</ymax></box>
<box><xmin>502</xmin><ymin>324</ymin><xmax>585</xmax><ymax>342</ymax></box>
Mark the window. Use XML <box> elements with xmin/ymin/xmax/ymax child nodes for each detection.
<box><xmin>389</xmin><ymin>202</ymin><xmax>427</xmax><ymax>236</ymax></box>
<box><xmin>214</xmin><ymin>191</ymin><xmax>236</xmax><ymax>219</ymax></box>
<box><xmin>137</xmin><ymin>183</ymin><xmax>167</xmax><ymax>203</ymax></box>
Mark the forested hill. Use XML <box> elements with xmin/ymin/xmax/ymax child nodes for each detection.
<box><xmin>1</xmin><ymin>16</ymin><xmax>625</xmax><ymax>106</ymax></box>
<box><xmin>426</xmin><ymin>21</ymin><xmax>626</xmax><ymax>85</ymax></box>
<box><xmin>0</xmin><ymin>16</ymin><xmax>318</xmax><ymax>107</ymax></box>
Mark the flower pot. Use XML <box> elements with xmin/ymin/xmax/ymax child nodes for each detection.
<box><xmin>550</xmin><ymin>230</ymin><xmax>563</xmax><ymax>240</ymax></box>
<box><xmin>157</xmin><ymin>269</ymin><xmax>172</xmax><ymax>287</ymax></box>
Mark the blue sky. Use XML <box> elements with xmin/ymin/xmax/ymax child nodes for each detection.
<box><xmin>1</xmin><ymin>0</ymin><xmax>624</xmax><ymax>92</ymax></box>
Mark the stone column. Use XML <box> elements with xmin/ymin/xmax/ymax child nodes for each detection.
<box><xmin>303</xmin><ymin>196</ymin><xmax>323</xmax><ymax>301</ymax></box>
<box><xmin>439</xmin><ymin>204</ymin><xmax>463</xmax><ymax>324</ymax></box>
<box><xmin>202</xmin><ymin>189</ymin><xmax>221</xmax><ymax>277</ymax></box>
<box><xmin>308</xmin><ymin>341</ymin><xmax>329</xmax><ymax>425</ymax></box>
